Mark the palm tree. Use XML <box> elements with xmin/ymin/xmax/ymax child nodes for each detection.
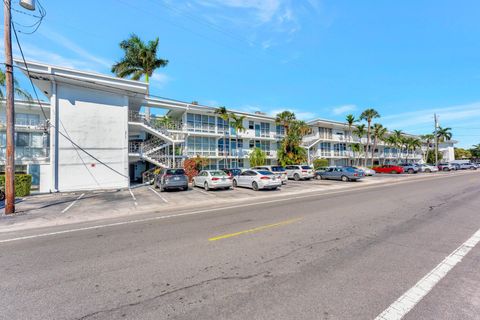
<box><xmin>359</xmin><ymin>108</ymin><xmax>380</xmax><ymax>167</ymax></box>
<box><xmin>371</xmin><ymin>124</ymin><xmax>387</xmax><ymax>166</ymax></box>
<box><xmin>275</xmin><ymin>111</ymin><xmax>296</xmax><ymax>136</ymax></box>
<box><xmin>353</xmin><ymin>124</ymin><xmax>367</xmax><ymax>166</ymax></box>
<box><xmin>345</xmin><ymin>114</ymin><xmax>357</xmax><ymax>165</ymax></box>
<box><xmin>436</xmin><ymin>126</ymin><xmax>452</xmax><ymax>142</ymax></box>
<box><xmin>384</xmin><ymin>135</ymin><xmax>397</xmax><ymax>165</ymax></box>
<box><xmin>215</xmin><ymin>106</ymin><xmax>230</xmax><ymax>167</ymax></box>
<box><xmin>351</xmin><ymin>143</ymin><xmax>361</xmax><ymax>166</ymax></box>
<box><xmin>404</xmin><ymin>137</ymin><xmax>422</xmax><ymax>162</ymax></box>
<box><xmin>112</xmin><ymin>34</ymin><xmax>168</xmax><ymax>119</ymax></box>
<box><xmin>0</xmin><ymin>69</ymin><xmax>32</xmax><ymax>100</ymax></box>
<box><xmin>230</xmin><ymin>113</ymin><xmax>246</xmax><ymax>166</ymax></box>
<box><xmin>391</xmin><ymin>130</ymin><xmax>404</xmax><ymax>163</ymax></box>
<box><xmin>420</xmin><ymin>133</ymin><xmax>435</xmax><ymax>163</ymax></box>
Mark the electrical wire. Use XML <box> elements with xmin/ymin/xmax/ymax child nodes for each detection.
<box><xmin>11</xmin><ymin>21</ymin><xmax>129</xmax><ymax>179</ymax></box>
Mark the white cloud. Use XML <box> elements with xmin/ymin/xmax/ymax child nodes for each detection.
<box><xmin>198</xmin><ymin>0</ymin><xmax>282</xmax><ymax>23</ymax></box>
<box><xmin>381</xmin><ymin>102</ymin><xmax>480</xmax><ymax>130</ymax></box>
<box><xmin>331</xmin><ymin>104</ymin><xmax>357</xmax><ymax>115</ymax></box>
<box><xmin>38</xmin><ymin>27</ymin><xmax>111</xmax><ymax>69</ymax></box>
<box><xmin>150</xmin><ymin>73</ymin><xmax>171</xmax><ymax>88</ymax></box>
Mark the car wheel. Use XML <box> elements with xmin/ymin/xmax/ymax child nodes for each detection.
<box><xmin>408</xmin><ymin>168</ymin><xmax>414</xmax><ymax>174</ymax></box>
<box><xmin>252</xmin><ymin>181</ymin><xmax>259</xmax><ymax>191</ymax></box>
<box><xmin>341</xmin><ymin>175</ymin><xmax>349</xmax><ymax>182</ymax></box>
<box><xmin>443</xmin><ymin>168</ymin><xmax>449</xmax><ymax>171</ymax></box>
<box><xmin>204</xmin><ymin>182</ymin><xmax>210</xmax><ymax>191</ymax></box>
<box><xmin>425</xmin><ymin>169</ymin><xmax>431</xmax><ymax>173</ymax></box>
<box><xmin>183</xmin><ymin>186</ymin><xmax>188</xmax><ymax>191</ymax></box>
<box><xmin>294</xmin><ymin>173</ymin><xmax>300</xmax><ymax>181</ymax></box>
<box><xmin>233</xmin><ymin>179</ymin><xmax>238</xmax><ymax>188</ymax></box>
<box><xmin>390</xmin><ymin>170</ymin><xmax>397</xmax><ymax>174</ymax></box>
<box><xmin>471</xmin><ymin>167</ymin><xmax>477</xmax><ymax>170</ymax></box>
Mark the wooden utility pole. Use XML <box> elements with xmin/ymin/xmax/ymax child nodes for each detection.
<box><xmin>4</xmin><ymin>0</ymin><xmax>16</xmax><ymax>214</ymax></box>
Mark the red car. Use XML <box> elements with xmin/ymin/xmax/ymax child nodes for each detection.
<box><xmin>372</xmin><ymin>165</ymin><xmax>404</xmax><ymax>174</ymax></box>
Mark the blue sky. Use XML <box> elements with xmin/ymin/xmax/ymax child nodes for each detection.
<box><xmin>2</xmin><ymin>0</ymin><xmax>480</xmax><ymax>147</ymax></box>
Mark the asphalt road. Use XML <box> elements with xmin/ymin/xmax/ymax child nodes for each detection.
<box><xmin>1</xmin><ymin>173</ymin><xmax>479</xmax><ymax>320</ymax></box>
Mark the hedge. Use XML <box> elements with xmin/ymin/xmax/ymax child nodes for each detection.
<box><xmin>0</xmin><ymin>174</ymin><xmax>32</xmax><ymax>197</ymax></box>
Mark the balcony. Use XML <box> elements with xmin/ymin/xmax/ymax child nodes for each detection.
<box><xmin>0</xmin><ymin>146</ymin><xmax>49</xmax><ymax>162</ymax></box>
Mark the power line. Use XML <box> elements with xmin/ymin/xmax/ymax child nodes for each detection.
<box><xmin>11</xmin><ymin>21</ymin><xmax>129</xmax><ymax>179</ymax></box>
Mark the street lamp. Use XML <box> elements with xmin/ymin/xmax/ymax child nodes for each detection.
<box><xmin>3</xmin><ymin>0</ymin><xmax>36</xmax><ymax>214</ymax></box>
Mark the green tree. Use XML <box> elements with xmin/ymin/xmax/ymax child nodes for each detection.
<box><xmin>313</xmin><ymin>158</ymin><xmax>329</xmax><ymax>169</ymax></box>
<box><xmin>470</xmin><ymin>144</ymin><xmax>480</xmax><ymax>158</ymax></box>
<box><xmin>353</xmin><ymin>124</ymin><xmax>366</xmax><ymax>166</ymax></box>
<box><xmin>0</xmin><ymin>69</ymin><xmax>32</xmax><ymax>100</ymax></box>
<box><xmin>345</xmin><ymin>114</ymin><xmax>357</xmax><ymax>165</ymax></box>
<box><xmin>436</xmin><ymin>126</ymin><xmax>452</xmax><ymax>142</ymax></box>
<box><xmin>391</xmin><ymin>130</ymin><xmax>404</xmax><ymax>163</ymax></box>
<box><xmin>249</xmin><ymin>147</ymin><xmax>266</xmax><ymax>167</ymax></box>
<box><xmin>359</xmin><ymin>108</ymin><xmax>380</xmax><ymax>166</ymax></box>
<box><xmin>454</xmin><ymin>148</ymin><xmax>472</xmax><ymax>159</ymax></box>
<box><xmin>420</xmin><ymin>134</ymin><xmax>435</xmax><ymax>163</ymax></box>
<box><xmin>230</xmin><ymin>113</ymin><xmax>246</xmax><ymax>165</ymax></box>
<box><xmin>370</xmin><ymin>123</ymin><xmax>387</xmax><ymax>166</ymax></box>
<box><xmin>405</xmin><ymin>137</ymin><xmax>422</xmax><ymax>162</ymax></box>
<box><xmin>426</xmin><ymin>151</ymin><xmax>442</xmax><ymax>164</ymax></box>
<box><xmin>215</xmin><ymin>106</ymin><xmax>230</xmax><ymax>167</ymax></box>
<box><xmin>111</xmin><ymin>34</ymin><xmax>168</xmax><ymax>118</ymax></box>
<box><xmin>277</xmin><ymin>118</ymin><xmax>309</xmax><ymax>166</ymax></box>
<box><xmin>350</xmin><ymin>143</ymin><xmax>362</xmax><ymax>166</ymax></box>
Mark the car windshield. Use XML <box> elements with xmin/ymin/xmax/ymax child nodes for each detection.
<box><xmin>210</xmin><ymin>171</ymin><xmax>226</xmax><ymax>176</ymax></box>
<box><xmin>271</xmin><ymin>166</ymin><xmax>285</xmax><ymax>172</ymax></box>
<box><xmin>166</xmin><ymin>169</ymin><xmax>185</xmax><ymax>175</ymax></box>
<box><xmin>301</xmin><ymin>166</ymin><xmax>312</xmax><ymax>170</ymax></box>
<box><xmin>344</xmin><ymin>167</ymin><xmax>356</xmax><ymax>172</ymax></box>
<box><xmin>258</xmin><ymin>171</ymin><xmax>274</xmax><ymax>175</ymax></box>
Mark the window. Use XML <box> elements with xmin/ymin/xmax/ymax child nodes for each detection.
<box><xmin>276</xmin><ymin>125</ymin><xmax>285</xmax><ymax>136</ymax></box>
<box><xmin>260</xmin><ymin>122</ymin><xmax>270</xmax><ymax>137</ymax></box>
<box><xmin>16</xmin><ymin>133</ymin><xmax>29</xmax><ymax>147</ymax></box>
<box><xmin>249</xmin><ymin>121</ymin><xmax>254</xmax><ymax>130</ymax></box>
<box><xmin>249</xmin><ymin>140</ymin><xmax>254</xmax><ymax>148</ymax></box>
<box><xmin>186</xmin><ymin>136</ymin><xmax>216</xmax><ymax>156</ymax></box>
<box><xmin>186</xmin><ymin>113</ymin><xmax>215</xmax><ymax>133</ymax></box>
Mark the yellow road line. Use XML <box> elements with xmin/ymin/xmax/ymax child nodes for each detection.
<box><xmin>208</xmin><ymin>217</ymin><xmax>303</xmax><ymax>241</ymax></box>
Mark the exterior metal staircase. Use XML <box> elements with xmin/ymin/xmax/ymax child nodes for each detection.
<box><xmin>128</xmin><ymin>111</ymin><xmax>185</xmax><ymax>143</ymax></box>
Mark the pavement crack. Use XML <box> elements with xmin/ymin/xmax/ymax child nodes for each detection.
<box><xmin>75</xmin><ymin>272</ymin><xmax>265</xmax><ymax>320</ymax></box>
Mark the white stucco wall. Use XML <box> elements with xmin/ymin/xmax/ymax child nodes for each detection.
<box><xmin>39</xmin><ymin>163</ymin><xmax>51</xmax><ymax>193</ymax></box>
<box><xmin>55</xmin><ymin>84</ymin><xmax>129</xmax><ymax>191</ymax></box>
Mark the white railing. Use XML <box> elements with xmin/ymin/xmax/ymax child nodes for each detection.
<box><xmin>128</xmin><ymin>111</ymin><xmax>185</xmax><ymax>141</ymax></box>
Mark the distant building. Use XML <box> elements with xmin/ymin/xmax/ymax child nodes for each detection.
<box><xmin>0</xmin><ymin>59</ymin><xmax>456</xmax><ymax>192</ymax></box>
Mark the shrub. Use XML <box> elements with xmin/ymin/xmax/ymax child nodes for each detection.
<box><xmin>249</xmin><ymin>148</ymin><xmax>266</xmax><ymax>167</ymax></box>
<box><xmin>313</xmin><ymin>158</ymin><xmax>329</xmax><ymax>169</ymax></box>
<box><xmin>0</xmin><ymin>174</ymin><xmax>32</xmax><ymax>197</ymax></box>
<box><xmin>183</xmin><ymin>155</ymin><xmax>208</xmax><ymax>181</ymax></box>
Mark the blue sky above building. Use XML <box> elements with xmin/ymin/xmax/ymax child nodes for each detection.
<box><xmin>2</xmin><ymin>0</ymin><xmax>480</xmax><ymax>147</ymax></box>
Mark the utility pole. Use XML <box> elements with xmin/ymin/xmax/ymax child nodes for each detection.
<box><xmin>4</xmin><ymin>0</ymin><xmax>15</xmax><ymax>214</ymax></box>
<box><xmin>434</xmin><ymin>113</ymin><xmax>439</xmax><ymax>166</ymax></box>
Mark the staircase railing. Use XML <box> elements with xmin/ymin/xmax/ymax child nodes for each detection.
<box><xmin>128</xmin><ymin>111</ymin><xmax>185</xmax><ymax>141</ymax></box>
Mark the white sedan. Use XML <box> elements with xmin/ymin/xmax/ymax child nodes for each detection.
<box><xmin>233</xmin><ymin>170</ymin><xmax>282</xmax><ymax>191</ymax></box>
<box><xmin>192</xmin><ymin>170</ymin><xmax>233</xmax><ymax>191</ymax></box>
<box><xmin>355</xmin><ymin>166</ymin><xmax>376</xmax><ymax>176</ymax></box>
<box><xmin>416</xmin><ymin>164</ymin><xmax>439</xmax><ymax>173</ymax></box>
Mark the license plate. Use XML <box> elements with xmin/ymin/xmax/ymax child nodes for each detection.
<box><xmin>222</xmin><ymin>178</ymin><xmax>226</xmax><ymax>181</ymax></box>
<box><xmin>272</xmin><ymin>177</ymin><xmax>276</xmax><ymax>180</ymax></box>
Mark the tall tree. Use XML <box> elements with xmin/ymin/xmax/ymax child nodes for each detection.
<box><xmin>436</xmin><ymin>126</ymin><xmax>452</xmax><ymax>142</ymax></box>
<box><xmin>391</xmin><ymin>130</ymin><xmax>404</xmax><ymax>163</ymax></box>
<box><xmin>0</xmin><ymin>69</ymin><xmax>31</xmax><ymax>100</ymax></box>
<box><xmin>420</xmin><ymin>134</ymin><xmax>435</xmax><ymax>163</ymax></box>
<box><xmin>230</xmin><ymin>113</ymin><xmax>246</xmax><ymax>166</ymax></box>
<box><xmin>371</xmin><ymin>124</ymin><xmax>387</xmax><ymax>166</ymax></box>
<box><xmin>359</xmin><ymin>108</ymin><xmax>380</xmax><ymax>167</ymax></box>
<box><xmin>111</xmin><ymin>34</ymin><xmax>168</xmax><ymax>119</ymax></box>
<box><xmin>345</xmin><ymin>114</ymin><xmax>357</xmax><ymax>165</ymax></box>
<box><xmin>215</xmin><ymin>106</ymin><xmax>230</xmax><ymax>168</ymax></box>
<box><xmin>275</xmin><ymin>111</ymin><xmax>296</xmax><ymax>137</ymax></box>
<box><xmin>353</xmin><ymin>124</ymin><xmax>367</xmax><ymax>166</ymax></box>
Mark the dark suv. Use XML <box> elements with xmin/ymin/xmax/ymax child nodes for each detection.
<box><xmin>155</xmin><ymin>168</ymin><xmax>188</xmax><ymax>192</ymax></box>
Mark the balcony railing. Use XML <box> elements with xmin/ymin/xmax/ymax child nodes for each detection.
<box><xmin>0</xmin><ymin>146</ymin><xmax>49</xmax><ymax>161</ymax></box>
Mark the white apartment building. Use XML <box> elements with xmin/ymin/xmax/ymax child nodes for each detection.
<box><xmin>0</xmin><ymin>59</ymin><xmax>455</xmax><ymax>193</ymax></box>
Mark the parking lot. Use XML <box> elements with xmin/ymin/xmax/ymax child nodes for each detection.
<box><xmin>2</xmin><ymin>170</ymin><xmax>476</xmax><ymax>234</ymax></box>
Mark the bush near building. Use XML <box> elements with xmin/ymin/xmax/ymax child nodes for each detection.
<box><xmin>313</xmin><ymin>158</ymin><xmax>329</xmax><ymax>169</ymax></box>
<box><xmin>183</xmin><ymin>156</ymin><xmax>208</xmax><ymax>182</ymax></box>
<box><xmin>0</xmin><ymin>174</ymin><xmax>32</xmax><ymax>197</ymax></box>
<box><xmin>249</xmin><ymin>148</ymin><xmax>266</xmax><ymax>167</ymax></box>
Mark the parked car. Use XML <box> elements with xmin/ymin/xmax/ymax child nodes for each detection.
<box><xmin>454</xmin><ymin>162</ymin><xmax>477</xmax><ymax>170</ymax></box>
<box><xmin>399</xmin><ymin>163</ymin><xmax>419</xmax><ymax>174</ymax></box>
<box><xmin>354</xmin><ymin>166</ymin><xmax>376</xmax><ymax>176</ymax></box>
<box><xmin>232</xmin><ymin>170</ymin><xmax>282</xmax><ymax>191</ymax></box>
<box><xmin>314</xmin><ymin>166</ymin><xmax>331</xmax><ymax>179</ymax></box>
<box><xmin>317</xmin><ymin>166</ymin><xmax>365</xmax><ymax>182</ymax></box>
<box><xmin>251</xmin><ymin>165</ymin><xmax>288</xmax><ymax>184</ymax></box>
<box><xmin>437</xmin><ymin>163</ymin><xmax>456</xmax><ymax>171</ymax></box>
<box><xmin>222</xmin><ymin>168</ymin><xmax>242</xmax><ymax>177</ymax></box>
<box><xmin>155</xmin><ymin>168</ymin><xmax>188</xmax><ymax>191</ymax></box>
<box><xmin>285</xmin><ymin>165</ymin><xmax>315</xmax><ymax>181</ymax></box>
<box><xmin>192</xmin><ymin>170</ymin><xmax>232</xmax><ymax>191</ymax></box>
<box><xmin>415</xmin><ymin>164</ymin><xmax>439</xmax><ymax>173</ymax></box>
<box><xmin>372</xmin><ymin>165</ymin><xmax>404</xmax><ymax>174</ymax></box>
